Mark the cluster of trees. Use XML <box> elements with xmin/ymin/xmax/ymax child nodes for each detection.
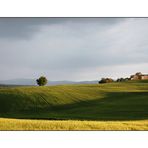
<box><xmin>99</xmin><ymin>77</ymin><xmax>130</xmax><ymax>84</ymax></box>
<box><xmin>116</xmin><ymin>77</ymin><xmax>129</xmax><ymax>82</ymax></box>
<box><xmin>99</xmin><ymin>78</ymin><xmax>114</xmax><ymax>84</ymax></box>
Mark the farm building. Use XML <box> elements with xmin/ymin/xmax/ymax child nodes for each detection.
<box><xmin>130</xmin><ymin>72</ymin><xmax>148</xmax><ymax>80</ymax></box>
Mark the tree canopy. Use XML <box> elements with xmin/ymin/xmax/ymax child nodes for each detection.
<box><xmin>36</xmin><ymin>76</ymin><xmax>48</xmax><ymax>86</ymax></box>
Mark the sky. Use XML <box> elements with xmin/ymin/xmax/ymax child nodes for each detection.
<box><xmin>0</xmin><ymin>18</ymin><xmax>148</xmax><ymax>81</ymax></box>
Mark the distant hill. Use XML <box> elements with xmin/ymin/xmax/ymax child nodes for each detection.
<box><xmin>47</xmin><ymin>80</ymin><xmax>98</xmax><ymax>85</ymax></box>
<box><xmin>0</xmin><ymin>79</ymin><xmax>36</xmax><ymax>86</ymax></box>
<box><xmin>0</xmin><ymin>79</ymin><xmax>98</xmax><ymax>86</ymax></box>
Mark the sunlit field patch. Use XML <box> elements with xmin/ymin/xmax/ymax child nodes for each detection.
<box><xmin>0</xmin><ymin>118</ymin><xmax>148</xmax><ymax>130</ymax></box>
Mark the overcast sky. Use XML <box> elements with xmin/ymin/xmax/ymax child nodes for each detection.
<box><xmin>0</xmin><ymin>18</ymin><xmax>148</xmax><ymax>81</ymax></box>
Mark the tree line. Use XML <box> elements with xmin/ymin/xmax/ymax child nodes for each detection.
<box><xmin>98</xmin><ymin>77</ymin><xmax>130</xmax><ymax>84</ymax></box>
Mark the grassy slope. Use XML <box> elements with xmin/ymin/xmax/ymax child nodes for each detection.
<box><xmin>0</xmin><ymin>80</ymin><xmax>148</xmax><ymax>121</ymax></box>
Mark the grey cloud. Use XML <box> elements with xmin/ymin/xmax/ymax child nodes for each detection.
<box><xmin>0</xmin><ymin>18</ymin><xmax>124</xmax><ymax>39</ymax></box>
<box><xmin>0</xmin><ymin>18</ymin><xmax>148</xmax><ymax>81</ymax></box>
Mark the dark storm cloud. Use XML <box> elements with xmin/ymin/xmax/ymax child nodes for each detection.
<box><xmin>0</xmin><ymin>18</ymin><xmax>123</xmax><ymax>39</ymax></box>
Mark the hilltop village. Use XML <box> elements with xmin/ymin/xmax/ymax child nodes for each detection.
<box><xmin>99</xmin><ymin>72</ymin><xmax>148</xmax><ymax>84</ymax></box>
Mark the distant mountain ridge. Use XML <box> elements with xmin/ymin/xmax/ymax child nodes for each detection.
<box><xmin>0</xmin><ymin>79</ymin><xmax>98</xmax><ymax>86</ymax></box>
<box><xmin>0</xmin><ymin>79</ymin><xmax>36</xmax><ymax>86</ymax></box>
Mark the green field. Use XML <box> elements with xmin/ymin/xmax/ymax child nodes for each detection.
<box><xmin>0</xmin><ymin>80</ymin><xmax>148</xmax><ymax>130</ymax></box>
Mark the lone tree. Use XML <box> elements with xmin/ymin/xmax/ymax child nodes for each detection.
<box><xmin>36</xmin><ymin>76</ymin><xmax>48</xmax><ymax>86</ymax></box>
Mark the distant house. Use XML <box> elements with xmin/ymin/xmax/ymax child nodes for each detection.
<box><xmin>130</xmin><ymin>72</ymin><xmax>148</xmax><ymax>80</ymax></box>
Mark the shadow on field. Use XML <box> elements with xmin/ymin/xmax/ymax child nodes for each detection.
<box><xmin>0</xmin><ymin>91</ymin><xmax>148</xmax><ymax>121</ymax></box>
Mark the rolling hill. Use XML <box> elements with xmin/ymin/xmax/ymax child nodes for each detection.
<box><xmin>0</xmin><ymin>80</ymin><xmax>148</xmax><ymax>121</ymax></box>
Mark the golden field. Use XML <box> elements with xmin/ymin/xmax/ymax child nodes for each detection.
<box><xmin>0</xmin><ymin>118</ymin><xmax>148</xmax><ymax>130</ymax></box>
